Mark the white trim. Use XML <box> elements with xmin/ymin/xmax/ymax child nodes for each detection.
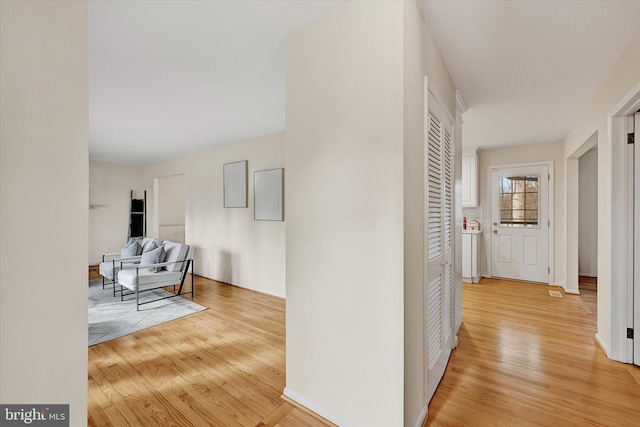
<box><xmin>610</xmin><ymin>115</ymin><xmax>630</xmax><ymax>362</ymax></box>
<box><xmin>563</xmin><ymin>287</ymin><xmax>580</xmax><ymax>295</ymax></box>
<box><xmin>455</xmin><ymin>89</ymin><xmax>467</xmax><ymax>114</ymax></box>
<box><xmin>413</xmin><ymin>406</ymin><xmax>428</xmax><ymax>427</ymax></box>
<box><xmin>608</xmin><ymin>81</ymin><xmax>640</xmax><ymax>117</ymax></box>
<box><xmin>486</xmin><ymin>160</ymin><xmax>555</xmax><ymax>284</ymax></box>
<box><xmin>283</xmin><ymin>387</ymin><xmax>355</xmax><ymax>427</ymax></box>
<box><xmin>607</xmin><ymin>82</ymin><xmax>640</xmax><ymax>363</ymax></box>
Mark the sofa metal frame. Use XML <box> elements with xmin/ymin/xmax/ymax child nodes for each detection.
<box><xmin>101</xmin><ymin>253</ymin><xmax>141</xmax><ymax>297</ymax></box>
<box><xmin>119</xmin><ymin>257</ymin><xmax>195</xmax><ymax>311</ymax></box>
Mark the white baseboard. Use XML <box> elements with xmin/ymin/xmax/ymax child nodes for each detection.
<box><xmin>562</xmin><ymin>286</ymin><xmax>580</xmax><ymax>295</ymax></box>
<box><xmin>283</xmin><ymin>387</ymin><xmax>355</xmax><ymax>427</ymax></box>
<box><xmin>413</xmin><ymin>406</ymin><xmax>428</xmax><ymax>427</ymax></box>
<box><xmin>595</xmin><ymin>333</ymin><xmax>609</xmax><ymax>356</ymax></box>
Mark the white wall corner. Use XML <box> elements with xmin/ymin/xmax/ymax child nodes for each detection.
<box><xmin>413</xmin><ymin>406</ymin><xmax>428</xmax><ymax>427</ymax></box>
<box><xmin>283</xmin><ymin>388</ymin><xmax>355</xmax><ymax>427</ymax></box>
<box><xmin>595</xmin><ymin>333</ymin><xmax>610</xmax><ymax>357</ymax></box>
<box><xmin>455</xmin><ymin>89</ymin><xmax>467</xmax><ymax>114</ymax></box>
<box><xmin>462</xmin><ymin>146</ymin><xmax>479</xmax><ymax>157</ymax></box>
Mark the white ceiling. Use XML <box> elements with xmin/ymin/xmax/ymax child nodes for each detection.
<box><xmin>89</xmin><ymin>0</ymin><xmax>345</xmax><ymax>165</ymax></box>
<box><xmin>420</xmin><ymin>0</ymin><xmax>640</xmax><ymax>150</ymax></box>
<box><xmin>90</xmin><ymin>1</ymin><xmax>640</xmax><ymax>165</ymax></box>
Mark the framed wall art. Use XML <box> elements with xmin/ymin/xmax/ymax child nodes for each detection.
<box><xmin>254</xmin><ymin>168</ymin><xmax>284</xmax><ymax>221</ymax></box>
<box><xmin>223</xmin><ymin>160</ymin><xmax>247</xmax><ymax>208</ymax></box>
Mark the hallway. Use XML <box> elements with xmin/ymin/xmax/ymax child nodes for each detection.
<box><xmin>426</xmin><ymin>278</ymin><xmax>640</xmax><ymax>426</ymax></box>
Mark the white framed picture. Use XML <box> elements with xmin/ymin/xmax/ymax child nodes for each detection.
<box><xmin>254</xmin><ymin>168</ymin><xmax>284</xmax><ymax>221</ymax></box>
<box><xmin>223</xmin><ymin>160</ymin><xmax>247</xmax><ymax>208</ymax></box>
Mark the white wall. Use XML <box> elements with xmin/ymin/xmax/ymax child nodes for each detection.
<box><xmin>562</xmin><ymin>28</ymin><xmax>640</xmax><ymax>357</ymax></box>
<box><xmin>403</xmin><ymin>2</ymin><xmax>457</xmax><ymax>426</ymax></box>
<box><xmin>89</xmin><ymin>160</ymin><xmax>144</xmax><ymax>263</ymax></box>
<box><xmin>578</xmin><ymin>148</ymin><xmax>598</xmax><ymax>276</ymax></box>
<box><xmin>143</xmin><ymin>131</ymin><xmax>286</xmax><ymax>298</ymax></box>
<box><xmin>0</xmin><ymin>1</ymin><xmax>88</xmax><ymax>423</ymax></box>
<box><xmin>285</xmin><ymin>1</ymin><xmax>405</xmax><ymax>425</ymax></box>
<box><xmin>477</xmin><ymin>141</ymin><xmax>565</xmax><ymax>286</ymax></box>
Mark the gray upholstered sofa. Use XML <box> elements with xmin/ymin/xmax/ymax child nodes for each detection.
<box><xmin>99</xmin><ymin>238</ymin><xmax>195</xmax><ymax>310</ymax></box>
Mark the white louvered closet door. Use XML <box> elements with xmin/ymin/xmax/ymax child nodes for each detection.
<box><xmin>425</xmin><ymin>85</ymin><xmax>455</xmax><ymax>404</ymax></box>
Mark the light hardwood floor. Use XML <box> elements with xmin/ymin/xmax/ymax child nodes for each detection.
<box><xmin>87</xmin><ymin>273</ymin><xmax>331</xmax><ymax>426</ymax></box>
<box><xmin>88</xmin><ymin>271</ymin><xmax>640</xmax><ymax>426</ymax></box>
<box><xmin>426</xmin><ymin>278</ymin><xmax>640</xmax><ymax>426</ymax></box>
<box><xmin>579</xmin><ymin>275</ymin><xmax>597</xmax><ymax>325</ymax></box>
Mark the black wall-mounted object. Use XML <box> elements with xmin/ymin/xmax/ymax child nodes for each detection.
<box><xmin>128</xmin><ymin>190</ymin><xmax>146</xmax><ymax>239</ymax></box>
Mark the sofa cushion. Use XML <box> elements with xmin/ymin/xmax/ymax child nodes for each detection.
<box><xmin>163</xmin><ymin>241</ymin><xmax>188</xmax><ymax>272</ymax></box>
<box><xmin>99</xmin><ymin>261</ymin><xmax>138</xmax><ymax>281</ymax></box>
<box><xmin>140</xmin><ymin>245</ymin><xmax>166</xmax><ymax>272</ymax></box>
<box><xmin>121</xmin><ymin>240</ymin><xmax>140</xmax><ymax>258</ymax></box>
<box><xmin>117</xmin><ymin>268</ymin><xmax>182</xmax><ymax>292</ymax></box>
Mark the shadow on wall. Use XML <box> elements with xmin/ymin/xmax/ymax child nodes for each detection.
<box><xmin>218</xmin><ymin>251</ymin><xmax>240</xmax><ymax>285</ymax></box>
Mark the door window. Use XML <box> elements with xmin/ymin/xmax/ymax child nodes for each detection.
<box><xmin>499</xmin><ymin>175</ymin><xmax>539</xmax><ymax>227</ymax></box>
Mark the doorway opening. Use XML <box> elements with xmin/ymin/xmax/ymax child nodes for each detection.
<box><xmin>154</xmin><ymin>174</ymin><xmax>186</xmax><ymax>243</ymax></box>
<box><xmin>578</xmin><ymin>144</ymin><xmax>598</xmax><ymax>324</ymax></box>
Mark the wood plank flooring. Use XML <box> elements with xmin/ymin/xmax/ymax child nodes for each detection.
<box><xmin>87</xmin><ymin>274</ymin><xmax>329</xmax><ymax>427</ymax></box>
<box><xmin>88</xmin><ymin>272</ymin><xmax>640</xmax><ymax>426</ymax></box>
<box><xmin>426</xmin><ymin>278</ymin><xmax>640</xmax><ymax>426</ymax></box>
<box><xmin>579</xmin><ymin>275</ymin><xmax>598</xmax><ymax>325</ymax></box>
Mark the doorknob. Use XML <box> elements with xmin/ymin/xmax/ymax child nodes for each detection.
<box><xmin>493</xmin><ymin>230</ymin><xmax>498</xmax><ymax>234</ymax></box>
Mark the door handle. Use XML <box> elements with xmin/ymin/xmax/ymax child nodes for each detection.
<box><xmin>493</xmin><ymin>222</ymin><xmax>497</xmax><ymax>226</ymax></box>
<box><xmin>493</xmin><ymin>230</ymin><xmax>498</xmax><ymax>234</ymax></box>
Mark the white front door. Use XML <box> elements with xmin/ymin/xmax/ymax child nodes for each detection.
<box><xmin>490</xmin><ymin>164</ymin><xmax>550</xmax><ymax>283</ymax></box>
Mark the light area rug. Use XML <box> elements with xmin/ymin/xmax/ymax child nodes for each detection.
<box><xmin>88</xmin><ymin>279</ymin><xmax>206</xmax><ymax>346</ymax></box>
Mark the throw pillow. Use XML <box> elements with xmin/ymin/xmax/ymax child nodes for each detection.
<box><xmin>140</xmin><ymin>245</ymin><xmax>165</xmax><ymax>272</ymax></box>
<box><xmin>141</xmin><ymin>239</ymin><xmax>157</xmax><ymax>253</ymax></box>
<box><xmin>121</xmin><ymin>240</ymin><xmax>140</xmax><ymax>258</ymax></box>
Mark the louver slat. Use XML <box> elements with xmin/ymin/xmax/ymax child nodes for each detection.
<box><xmin>427</xmin><ymin>113</ymin><xmax>442</xmax><ymax>261</ymax></box>
<box><xmin>427</xmin><ymin>276</ymin><xmax>443</xmax><ymax>368</ymax></box>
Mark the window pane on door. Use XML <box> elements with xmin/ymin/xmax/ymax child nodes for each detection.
<box><xmin>499</xmin><ymin>175</ymin><xmax>539</xmax><ymax>227</ymax></box>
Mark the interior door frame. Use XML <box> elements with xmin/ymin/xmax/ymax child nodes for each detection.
<box><xmin>487</xmin><ymin>160</ymin><xmax>555</xmax><ymax>285</ymax></box>
<box><xmin>603</xmin><ymin>81</ymin><xmax>640</xmax><ymax>363</ymax></box>
<box><xmin>633</xmin><ymin>113</ymin><xmax>640</xmax><ymax>365</ymax></box>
